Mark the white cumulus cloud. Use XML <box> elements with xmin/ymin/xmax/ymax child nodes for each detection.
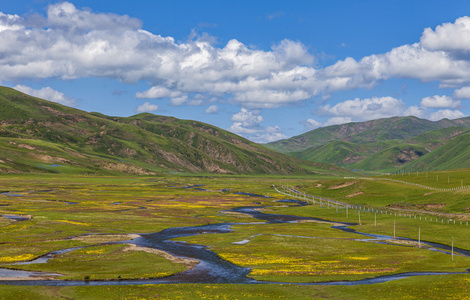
<box><xmin>302</xmin><ymin>118</ymin><xmax>322</xmax><ymax>130</ymax></box>
<box><xmin>429</xmin><ymin>109</ymin><xmax>465</xmax><ymax>121</ymax></box>
<box><xmin>229</xmin><ymin>108</ymin><xmax>264</xmax><ymax>134</ymax></box>
<box><xmin>314</xmin><ymin>95</ymin><xmax>466</xmax><ymax>127</ymax></box>
<box><xmin>324</xmin><ymin>117</ymin><xmax>353</xmax><ymax>126</ymax></box>
<box><xmin>135</xmin><ymin>102</ymin><xmax>159</xmax><ymax>113</ymax></box>
<box><xmin>13</xmin><ymin>85</ymin><xmax>76</xmax><ymax>106</ymax></box>
<box><xmin>420</xmin><ymin>16</ymin><xmax>470</xmax><ymax>55</ymax></box>
<box><xmin>420</xmin><ymin>95</ymin><xmax>460</xmax><ymax>108</ymax></box>
<box><xmin>227</xmin><ymin>108</ymin><xmax>286</xmax><ymax>142</ymax></box>
<box><xmin>2</xmin><ymin>3</ymin><xmax>470</xmax><ymax>125</ymax></box>
<box><xmin>453</xmin><ymin>86</ymin><xmax>470</xmax><ymax>99</ymax></box>
<box><xmin>135</xmin><ymin>86</ymin><xmax>182</xmax><ymax>99</ymax></box>
<box><xmin>170</xmin><ymin>96</ymin><xmax>188</xmax><ymax>106</ymax></box>
<box><xmin>205</xmin><ymin>105</ymin><xmax>219</xmax><ymax>114</ymax></box>
<box><xmin>319</xmin><ymin>97</ymin><xmax>406</xmax><ymax>121</ymax></box>
<box><xmin>0</xmin><ymin>2</ymin><xmax>319</xmax><ymax>109</ymax></box>
<box><xmin>0</xmin><ymin>12</ymin><xmax>23</xmax><ymax>32</ymax></box>
<box><xmin>403</xmin><ymin>105</ymin><xmax>428</xmax><ymax>119</ymax></box>
<box><xmin>251</xmin><ymin>125</ymin><xmax>287</xmax><ymax>143</ymax></box>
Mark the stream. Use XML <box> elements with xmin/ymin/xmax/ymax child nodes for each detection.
<box><xmin>0</xmin><ymin>198</ymin><xmax>468</xmax><ymax>286</ymax></box>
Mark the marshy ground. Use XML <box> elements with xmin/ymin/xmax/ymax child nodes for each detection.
<box><xmin>0</xmin><ymin>173</ymin><xmax>469</xmax><ymax>299</ymax></box>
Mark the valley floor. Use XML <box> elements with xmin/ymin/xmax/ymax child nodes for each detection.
<box><xmin>0</xmin><ymin>174</ymin><xmax>468</xmax><ymax>299</ymax></box>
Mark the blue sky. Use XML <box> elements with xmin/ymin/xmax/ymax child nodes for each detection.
<box><xmin>2</xmin><ymin>1</ymin><xmax>470</xmax><ymax>142</ymax></box>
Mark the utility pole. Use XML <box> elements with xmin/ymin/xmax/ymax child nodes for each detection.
<box><xmin>452</xmin><ymin>237</ymin><xmax>454</xmax><ymax>261</ymax></box>
<box><xmin>418</xmin><ymin>227</ymin><xmax>421</xmax><ymax>248</ymax></box>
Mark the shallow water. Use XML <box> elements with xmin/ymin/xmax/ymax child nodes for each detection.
<box><xmin>0</xmin><ymin>198</ymin><xmax>468</xmax><ymax>286</ymax></box>
<box><xmin>12</xmin><ymin>247</ymin><xmax>85</xmax><ymax>265</ymax></box>
<box><xmin>2</xmin><ymin>214</ymin><xmax>30</xmax><ymax>221</ymax></box>
<box><xmin>1</xmin><ymin>192</ymin><xmax>24</xmax><ymax>197</ymax></box>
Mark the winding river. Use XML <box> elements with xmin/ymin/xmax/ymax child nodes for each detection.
<box><xmin>0</xmin><ymin>198</ymin><xmax>468</xmax><ymax>286</ymax></box>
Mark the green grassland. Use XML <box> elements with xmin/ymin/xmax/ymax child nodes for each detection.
<box><xmin>266</xmin><ymin>116</ymin><xmax>462</xmax><ymax>153</ymax></box>
<box><xmin>12</xmin><ymin>244</ymin><xmax>187</xmax><ymax>280</ymax></box>
<box><xmin>176</xmin><ymin>221</ymin><xmax>470</xmax><ymax>283</ymax></box>
<box><xmin>266</xmin><ymin>115</ymin><xmax>470</xmax><ymax>173</ymax></box>
<box><xmin>0</xmin><ymin>172</ymin><xmax>469</xmax><ymax>299</ymax></box>
<box><xmin>1</xmin><ymin>275</ymin><xmax>470</xmax><ymax>300</ymax></box>
<box><xmin>0</xmin><ymin>86</ymin><xmax>355</xmax><ymax>177</ymax></box>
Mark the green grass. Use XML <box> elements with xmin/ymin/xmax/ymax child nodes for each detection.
<box><xmin>176</xmin><ymin>218</ymin><xmax>470</xmax><ymax>283</ymax></box>
<box><xmin>288</xmin><ymin>172</ymin><xmax>470</xmax><ymax>213</ymax></box>
<box><xmin>0</xmin><ymin>85</ymin><xmax>356</xmax><ymax>176</ymax></box>
<box><xmin>1</xmin><ymin>275</ymin><xmax>469</xmax><ymax>299</ymax></box>
<box><xmin>0</xmin><ymin>173</ymin><xmax>469</xmax><ymax>299</ymax></box>
<box><xmin>6</xmin><ymin>244</ymin><xmax>187</xmax><ymax>280</ymax></box>
<box><xmin>267</xmin><ymin>115</ymin><xmax>470</xmax><ymax>173</ymax></box>
<box><xmin>404</xmin><ymin>130</ymin><xmax>470</xmax><ymax>171</ymax></box>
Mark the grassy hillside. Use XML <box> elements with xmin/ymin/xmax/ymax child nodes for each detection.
<box><xmin>295</xmin><ymin>140</ymin><xmax>404</xmax><ymax>167</ymax></box>
<box><xmin>266</xmin><ymin>116</ymin><xmax>470</xmax><ymax>172</ymax></box>
<box><xmin>349</xmin><ymin>127</ymin><xmax>468</xmax><ymax>172</ymax></box>
<box><xmin>351</xmin><ymin>144</ymin><xmax>428</xmax><ymax>172</ymax></box>
<box><xmin>403</xmin><ymin>130</ymin><xmax>470</xmax><ymax>171</ymax></box>
<box><xmin>0</xmin><ymin>86</ymin><xmax>353</xmax><ymax>176</ymax></box>
<box><xmin>265</xmin><ymin>116</ymin><xmax>463</xmax><ymax>153</ymax></box>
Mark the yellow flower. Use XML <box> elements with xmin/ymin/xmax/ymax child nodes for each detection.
<box><xmin>56</xmin><ymin>220</ymin><xmax>90</xmax><ymax>226</ymax></box>
<box><xmin>0</xmin><ymin>254</ymin><xmax>35</xmax><ymax>262</ymax></box>
<box><xmin>85</xmin><ymin>249</ymin><xmax>106</xmax><ymax>255</ymax></box>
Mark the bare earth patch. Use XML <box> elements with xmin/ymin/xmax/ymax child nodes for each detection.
<box><xmin>328</xmin><ymin>181</ymin><xmax>358</xmax><ymax>190</ymax></box>
<box><xmin>221</xmin><ymin>211</ymin><xmax>254</xmax><ymax>218</ymax></box>
<box><xmin>385</xmin><ymin>239</ymin><xmax>428</xmax><ymax>248</ymax></box>
<box><xmin>424</xmin><ymin>192</ymin><xmax>435</xmax><ymax>196</ymax></box>
<box><xmin>345</xmin><ymin>191</ymin><xmax>364</xmax><ymax>198</ymax></box>
<box><xmin>101</xmin><ymin>162</ymin><xmax>156</xmax><ymax>175</ymax></box>
<box><xmin>298</xmin><ymin>219</ymin><xmax>345</xmax><ymax>226</ymax></box>
<box><xmin>424</xmin><ymin>203</ymin><xmax>446</xmax><ymax>210</ymax></box>
<box><xmin>414</xmin><ymin>203</ymin><xmax>447</xmax><ymax>211</ymax></box>
<box><xmin>0</xmin><ymin>275</ymin><xmax>59</xmax><ymax>281</ymax></box>
<box><xmin>123</xmin><ymin>244</ymin><xmax>198</xmax><ymax>268</ymax></box>
<box><xmin>72</xmin><ymin>234</ymin><xmax>140</xmax><ymax>243</ymax></box>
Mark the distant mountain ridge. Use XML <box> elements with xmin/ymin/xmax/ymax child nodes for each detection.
<box><xmin>0</xmin><ymin>86</ymin><xmax>352</xmax><ymax>176</ymax></box>
<box><xmin>266</xmin><ymin>116</ymin><xmax>470</xmax><ymax>172</ymax></box>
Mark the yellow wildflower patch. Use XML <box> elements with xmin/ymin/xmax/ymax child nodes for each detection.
<box><xmin>56</xmin><ymin>220</ymin><xmax>91</xmax><ymax>226</ymax></box>
<box><xmin>0</xmin><ymin>254</ymin><xmax>35</xmax><ymax>262</ymax></box>
<box><xmin>85</xmin><ymin>248</ymin><xmax>106</xmax><ymax>255</ymax></box>
<box><xmin>220</xmin><ymin>252</ymin><xmax>398</xmax><ymax>278</ymax></box>
<box><xmin>348</xmin><ymin>256</ymin><xmax>371</xmax><ymax>260</ymax></box>
<box><xmin>250</xmin><ymin>267</ymin><xmax>397</xmax><ymax>276</ymax></box>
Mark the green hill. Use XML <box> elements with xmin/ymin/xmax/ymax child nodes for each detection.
<box><xmin>266</xmin><ymin>117</ymin><xmax>470</xmax><ymax>172</ymax></box>
<box><xmin>266</xmin><ymin>116</ymin><xmax>460</xmax><ymax>153</ymax></box>
<box><xmin>296</xmin><ymin>140</ymin><xmax>404</xmax><ymax>167</ymax></box>
<box><xmin>0</xmin><ymin>86</ymin><xmax>352</xmax><ymax>176</ymax></box>
<box><xmin>351</xmin><ymin>144</ymin><xmax>427</xmax><ymax>172</ymax></box>
<box><xmin>403</xmin><ymin>130</ymin><xmax>470</xmax><ymax>171</ymax></box>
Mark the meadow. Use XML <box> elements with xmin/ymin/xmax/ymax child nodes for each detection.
<box><xmin>0</xmin><ymin>171</ymin><xmax>469</xmax><ymax>299</ymax></box>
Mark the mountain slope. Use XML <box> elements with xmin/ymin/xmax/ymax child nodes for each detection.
<box><xmin>0</xmin><ymin>86</ymin><xmax>352</xmax><ymax>176</ymax></box>
<box><xmin>403</xmin><ymin>130</ymin><xmax>470</xmax><ymax>171</ymax></box>
<box><xmin>295</xmin><ymin>140</ymin><xmax>403</xmax><ymax>167</ymax></box>
<box><xmin>266</xmin><ymin>116</ymin><xmax>470</xmax><ymax>172</ymax></box>
<box><xmin>267</xmin><ymin>116</ymin><xmax>470</xmax><ymax>154</ymax></box>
